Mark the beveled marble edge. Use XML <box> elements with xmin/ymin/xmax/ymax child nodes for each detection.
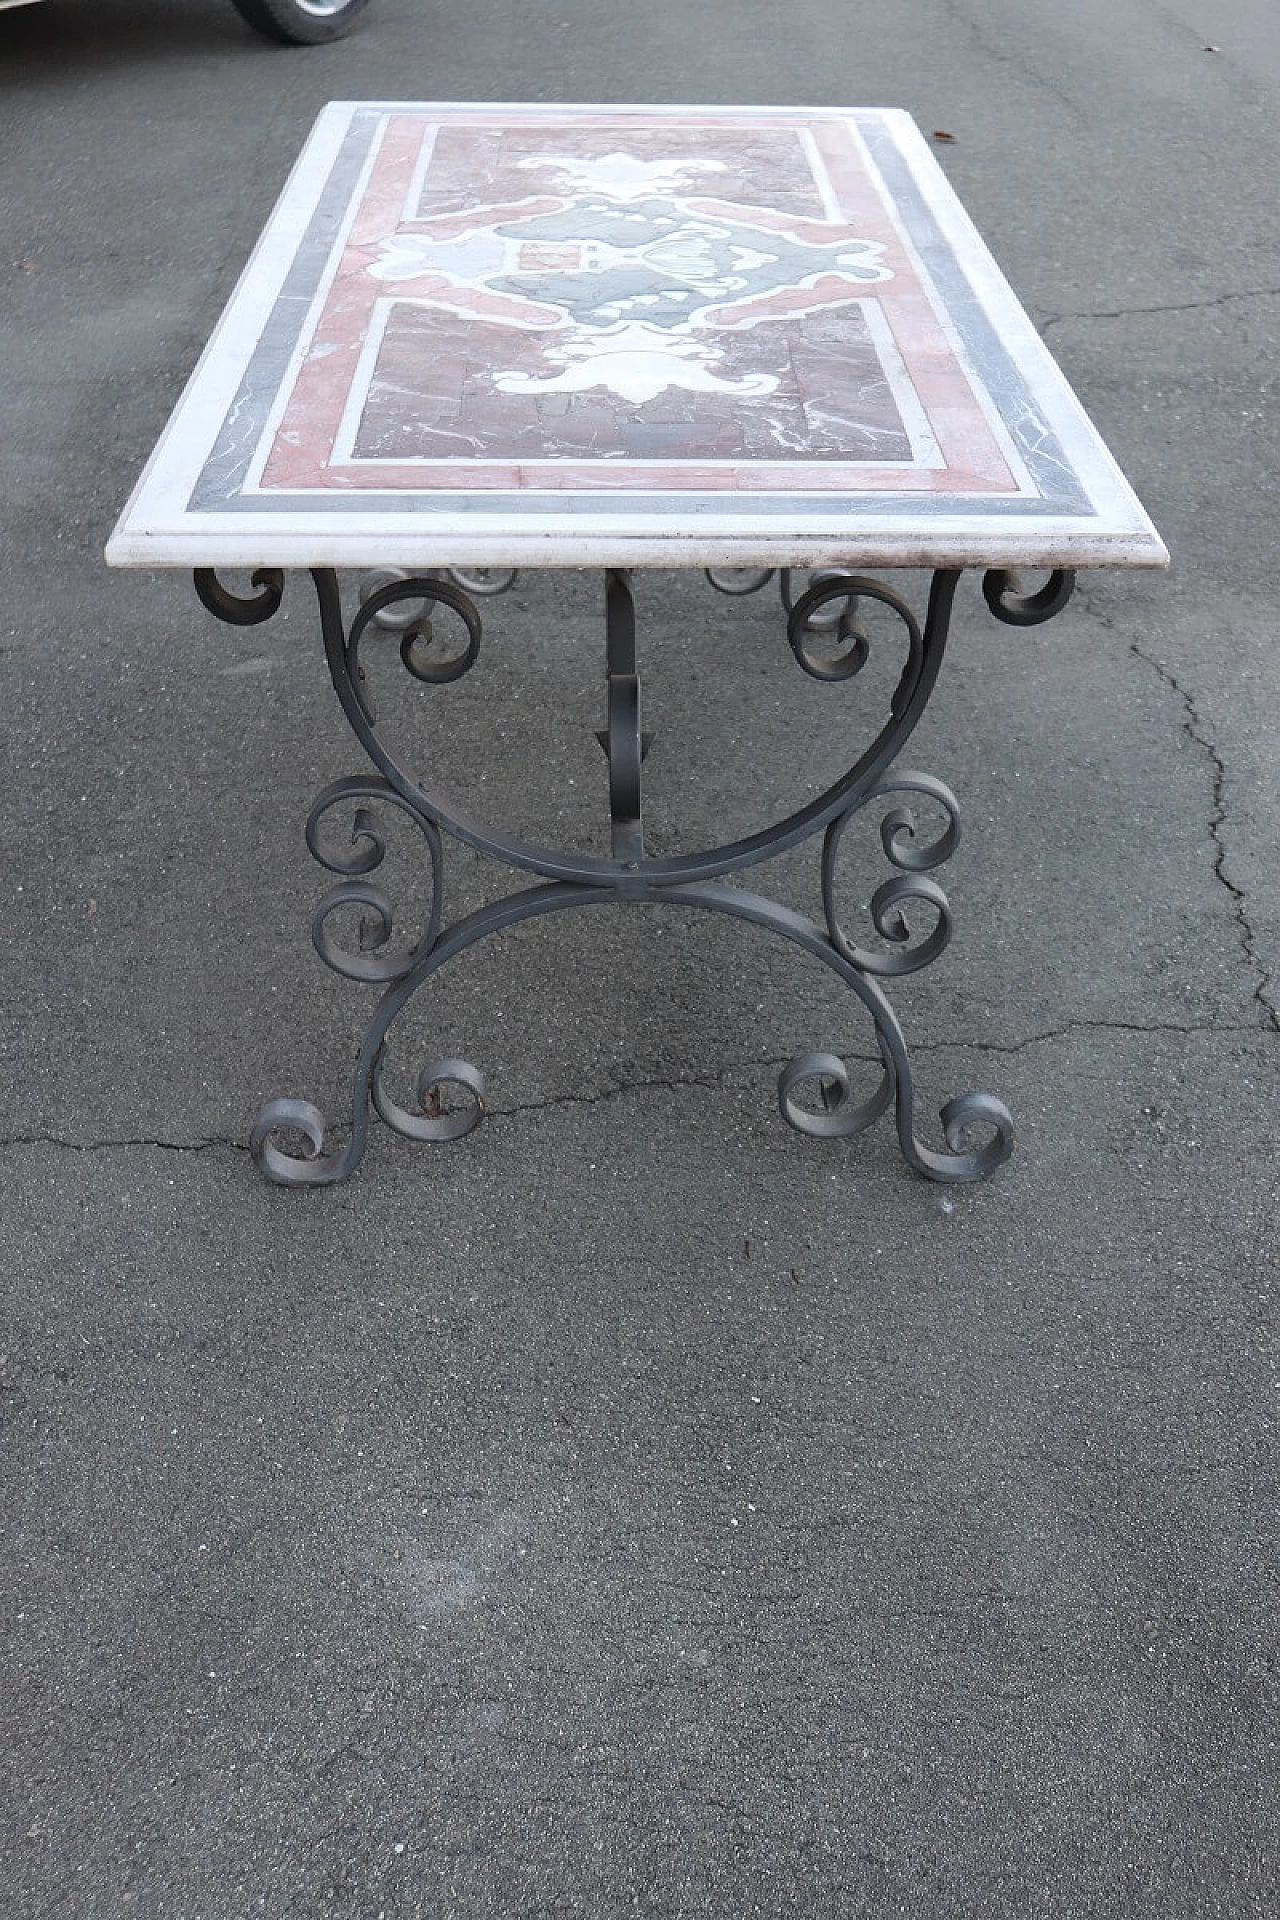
<box><xmin>104</xmin><ymin>519</ymin><xmax>1165</xmax><ymax>572</ymax></box>
<box><xmin>105</xmin><ymin>101</ymin><xmax>1169</xmax><ymax>573</ymax></box>
<box><xmin>106</xmin><ymin>513</ymin><xmax>1168</xmax><ymax>572</ymax></box>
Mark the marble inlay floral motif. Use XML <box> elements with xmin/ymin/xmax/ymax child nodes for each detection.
<box><xmin>251</xmin><ymin>110</ymin><xmax>1027</xmax><ymax>491</ymax></box>
<box><xmin>365</xmin><ymin>182</ymin><xmax>895</xmax><ymax>407</ymax></box>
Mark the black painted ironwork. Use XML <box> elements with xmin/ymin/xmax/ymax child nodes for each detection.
<box><xmin>601</xmin><ymin>568</ymin><xmax>647</xmax><ymax>867</ymax></box>
<box><xmin>197</xmin><ymin>562</ymin><xmax>1075</xmax><ymax>1186</ymax></box>
<box><xmin>982</xmin><ymin>567</ymin><xmax>1075</xmax><ymax>625</ymax></box>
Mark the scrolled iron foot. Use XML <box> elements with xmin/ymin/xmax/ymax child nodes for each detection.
<box><xmin>777</xmin><ymin>1044</ymin><xmax>1013</xmax><ymax>1181</ymax></box>
<box><xmin>249</xmin><ymin>1096</ymin><xmax>365</xmax><ymax>1187</ymax></box>
<box><xmin>250</xmin><ymin>1054</ymin><xmax>487</xmax><ymax>1185</ymax></box>
<box><xmin>872</xmin><ymin>973</ymin><xmax>1015</xmax><ymax>1181</ymax></box>
<box><xmin>904</xmin><ymin>1090</ymin><xmax>1016</xmax><ymax>1184</ymax></box>
<box><xmin>372</xmin><ymin>1053</ymin><xmax>487</xmax><ymax>1143</ymax></box>
<box><xmin>778</xmin><ymin>1047</ymin><xmax>894</xmax><ymax>1139</ymax></box>
<box><xmin>250</xmin><ymin>1043</ymin><xmax>486</xmax><ymax>1186</ymax></box>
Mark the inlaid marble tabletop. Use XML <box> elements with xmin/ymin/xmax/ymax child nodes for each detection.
<box><xmin>106</xmin><ymin>101</ymin><xmax>1167</xmax><ymax>575</ymax></box>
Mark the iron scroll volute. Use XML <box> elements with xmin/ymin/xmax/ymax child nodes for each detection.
<box><xmin>982</xmin><ymin>569</ymin><xmax>1076</xmax><ymax>626</ymax></box>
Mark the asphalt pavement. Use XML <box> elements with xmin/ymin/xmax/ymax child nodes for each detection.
<box><xmin>1</xmin><ymin>2</ymin><xmax>1276</xmax><ymax>1915</ymax></box>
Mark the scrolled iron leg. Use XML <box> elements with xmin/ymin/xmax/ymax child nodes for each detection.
<box><xmin>195</xmin><ymin>563</ymin><xmax>1057</xmax><ymax>1186</ymax></box>
<box><xmin>810</xmin><ymin>769</ymin><xmax>1016</xmax><ymax>1181</ymax></box>
<box><xmin>244</xmin><ymin>771</ymin><xmax>454</xmax><ymax>1185</ymax></box>
<box><xmin>755</xmin><ymin>567</ymin><xmax>1018</xmax><ymax>1180</ymax></box>
<box><xmin>195</xmin><ymin>566</ymin><xmax>502</xmax><ymax>1186</ymax></box>
<box><xmin>249</xmin><ymin>878</ymin><xmax>608</xmax><ymax>1184</ymax></box>
<box><xmin>659</xmin><ymin>878</ymin><xmax>1013</xmax><ymax>1183</ymax></box>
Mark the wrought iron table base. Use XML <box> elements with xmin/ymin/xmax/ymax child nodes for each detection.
<box><xmin>196</xmin><ymin>561</ymin><xmax>1073</xmax><ymax>1186</ymax></box>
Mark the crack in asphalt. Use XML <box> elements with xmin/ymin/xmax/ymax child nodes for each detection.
<box><xmin>1129</xmin><ymin>642</ymin><xmax>1280</xmax><ymax>1031</ymax></box>
<box><xmin>0</xmin><ymin>1011</ymin><xmax>1267</xmax><ymax>1155</ymax></box>
<box><xmin>1075</xmin><ymin>588</ymin><xmax>1279</xmax><ymax>1030</ymax></box>
<box><xmin>490</xmin><ymin>1017</ymin><xmax>1263</xmax><ymax>1119</ymax></box>
<box><xmin>0</xmin><ymin>1133</ymin><xmax>245</xmax><ymax>1156</ymax></box>
<box><xmin>1039</xmin><ymin>286</ymin><xmax>1280</xmax><ymax>333</ymax></box>
<box><xmin>930</xmin><ymin>0</ymin><xmax>1084</xmax><ymax>119</ymax></box>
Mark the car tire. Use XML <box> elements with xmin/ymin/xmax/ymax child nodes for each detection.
<box><xmin>228</xmin><ymin>0</ymin><xmax>371</xmax><ymax>45</ymax></box>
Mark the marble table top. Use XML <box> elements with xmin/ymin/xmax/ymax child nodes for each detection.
<box><xmin>106</xmin><ymin>102</ymin><xmax>1167</xmax><ymax>573</ymax></box>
